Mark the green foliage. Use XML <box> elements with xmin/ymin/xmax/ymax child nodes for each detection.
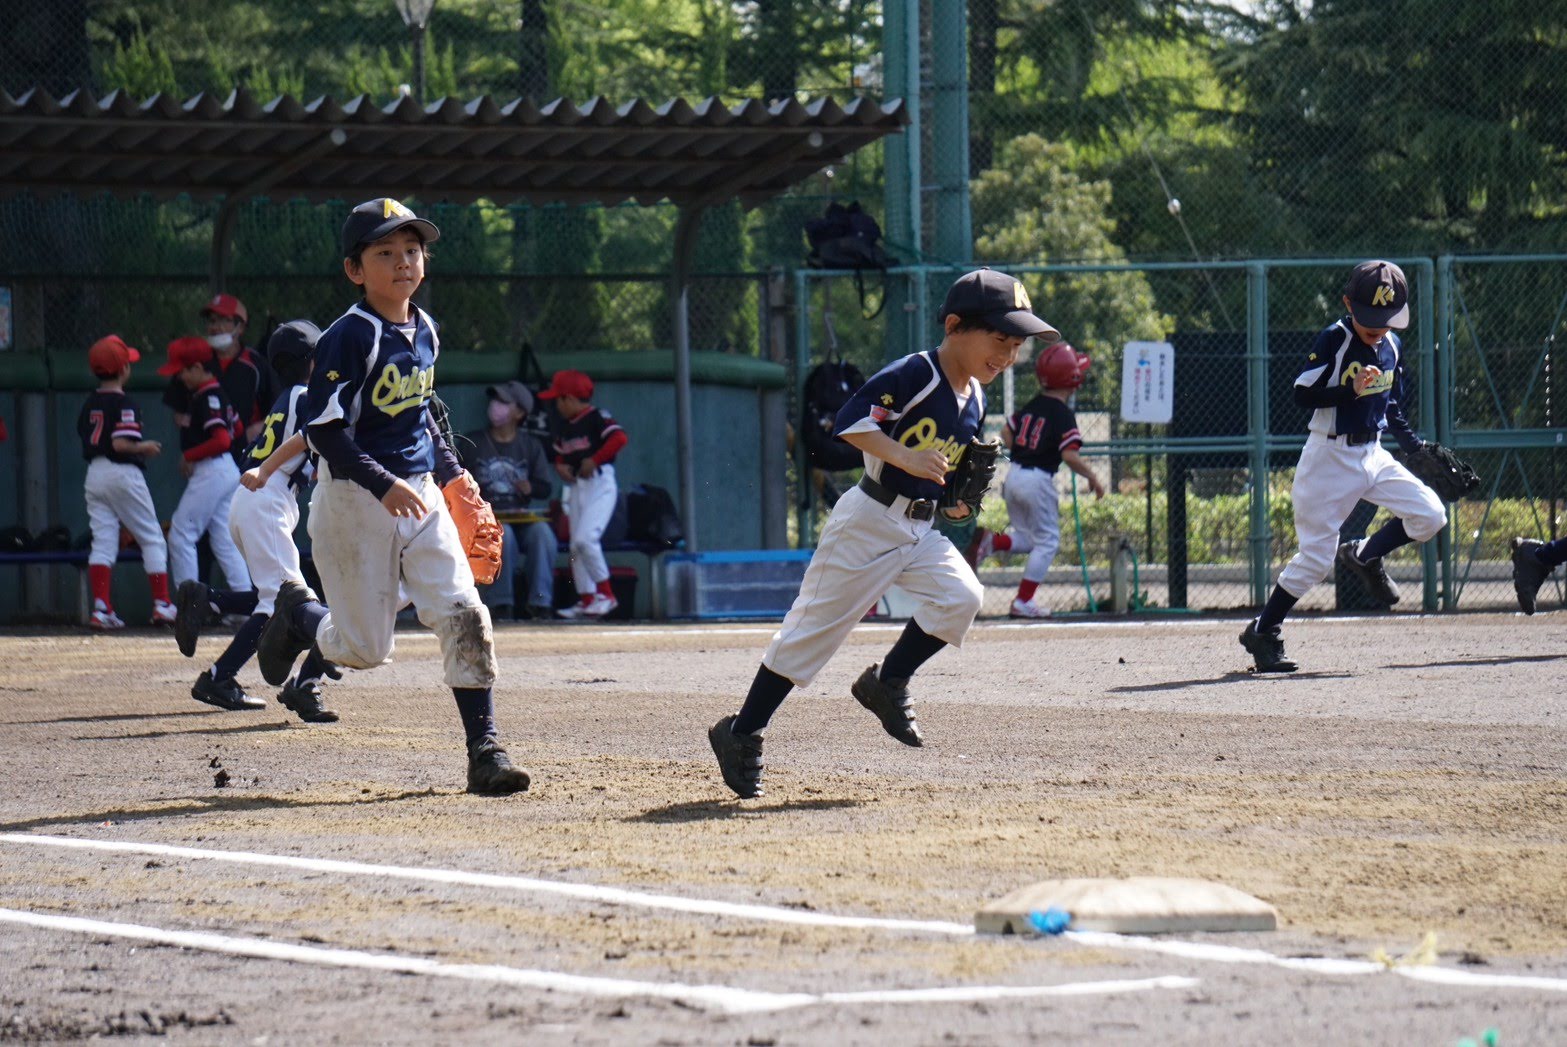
<box><xmin>99</xmin><ymin>29</ymin><xmax>178</xmax><ymax>97</ymax></box>
<box><xmin>971</xmin><ymin>133</ymin><xmax>1172</xmax><ymax>403</ymax></box>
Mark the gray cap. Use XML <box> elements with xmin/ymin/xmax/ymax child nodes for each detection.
<box><xmin>487</xmin><ymin>379</ymin><xmax>534</xmax><ymax>415</ymax></box>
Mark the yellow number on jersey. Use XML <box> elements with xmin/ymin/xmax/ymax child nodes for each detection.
<box><xmin>249</xmin><ymin>411</ymin><xmax>285</xmax><ymax>461</ymax></box>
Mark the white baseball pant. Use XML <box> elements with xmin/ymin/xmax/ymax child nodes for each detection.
<box><xmin>83</xmin><ymin>458</ymin><xmax>167</xmax><ymax>573</ymax></box>
<box><xmin>307</xmin><ymin>467</ymin><xmax>494</xmax><ymax>688</ymax></box>
<box><xmin>763</xmin><ymin>484</ymin><xmax>984</xmax><ymax>687</ymax></box>
<box><xmin>566</xmin><ymin>463</ymin><xmax>616</xmax><ymax>594</ymax></box>
<box><xmin>1000</xmin><ymin>465</ymin><xmax>1063</xmax><ymax>583</ymax></box>
<box><xmin>168</xmin><ymin>455</ymin><xmax>251</xmax><ymax>590</ymax></box>
<box><xmin>228</xmin><ymin>476</ymin><xmax>302</xmax><ymax>616</ymax></box>
<box><xmin>1276</xmin><ymin>433</ymin><xmax>1447</xmax><ymax>597</ymax></box>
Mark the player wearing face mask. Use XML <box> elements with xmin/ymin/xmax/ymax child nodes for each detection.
<box><xmin>458</xmin><ymin>381</ymin><xmax>557</xmax><ymax>620</ymax></box>
<box><xmin>160</xmin><ymin>294</ymin><xmax>274</xmax><ymax>456</ymax></box>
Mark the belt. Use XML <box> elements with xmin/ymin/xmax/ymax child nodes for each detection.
<box><xmin>1015</xmin><ymin>463</ymin><xmax>1055</xmax><ymax>473</ymax></box>
<box><xmin>1328</xmin><ymin>432</ymin><xmax>1377</xmax><ymax>446</ymax></box>
<box><xmin>858</xmin><ymin>475</ymin><xmax>936</xmax><ymax>521</ymax></box>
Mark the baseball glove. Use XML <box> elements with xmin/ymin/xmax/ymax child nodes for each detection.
<box><xmin>1404</xmin><ymin>442</ymin><xmax>1481</xmax><ymax>501</ymax></box>
<box><xmin>940</xmin><ymin>437</ymin><xmax>1003</xmax><ymax>520</ymax></box>
<box><xmin>442</xmin><ymin>470</ymin><xmax>504</xmax><ymax>585</ymax></box>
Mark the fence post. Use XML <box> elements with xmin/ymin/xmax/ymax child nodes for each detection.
<box><xmin>1419</xmin><ymin>257</ymin><xmax>1441</xmax><ymax>612</ymax></box>
<box><xmin>794</xmin><ymin>268</ymin><xmax>814</xmax><ymax>547</ymax></box>
<box><xmin>1246</xmin><ymin>261</ymin><xmax>1271</xmax><ymax>607</ymax></box>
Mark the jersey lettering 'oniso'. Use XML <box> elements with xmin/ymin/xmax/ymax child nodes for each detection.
<box><xmin>248</xmin><ymin>384</ymin><xmax>314</xmax><ymax>487</ymax></box>
<box><xmin>78</xmin><ymin>389</ymin><xmax>146</xmax><ymax>467</ymax></box>
<box><xmin>1295</xmin><ymin>316</ymin><xmax>1418</xmax><ymax>445</ymax></box>
<box><xmin>1005</xmin><ymin>394</ymin><xmax>1082</xmax><ymax>473</ymax></box>
<box><xmin>834</xmin><ymin>348</ymin><xmax>985</xmax><ymax>501</ymax></box>
<box><xmin>179</xmin><ymin>380</ymin><xmax>242</xmax><ymax>455</ymax></box>
<box><xmin>305</xmin><ymin>303</ymin><xmax>439</xmax><ymax>479</ymax></box>
<box><xmin>553</xmin><ymin>407</ymin><xmax>624</xmax><ymax>472</ymax></box>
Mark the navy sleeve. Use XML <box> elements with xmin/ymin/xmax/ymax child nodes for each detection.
<box><xmin>1384</xmin><ymin>345</ymin><xmax>1423</xmax><ymax>452</ymax></box>
<box><xmin>424</xmin><ymin>411</ymin><xmax>464</xmax><ymax>487</ymax></box>
<box><xmin>1292</xmin><ymin>329</ymin><xmax>1355</xmax><ymax>410</ymax></box>
<box><xmin>833</xmin><ymin>355</ymin><xmax>924</xmax><ymax>438</ymax></box>
<box><xmin>309</xmin><ymin>421</ymin><xmax>398</xmax><ymax>500</ymax></box>
<box><xmin>304</xmin><ymin>320</ymin><xmax>370</xmax><ymax>428</ymax></box>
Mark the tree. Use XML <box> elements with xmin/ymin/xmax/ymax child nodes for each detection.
<box><xmin>971</xmin><ymin>133</ymin><xmax>1172</xmax><ymax>404</ymax></box>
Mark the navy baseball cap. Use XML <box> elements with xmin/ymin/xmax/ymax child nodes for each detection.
<box><xmin>265</xmin><ymin>319</ymin><xmax>321</xmax><ymax>364</ymax></box>
<box><xmin>341</xmin><ymin>197</ymin><xmax>441</xmax><ymax>257</ymax></box>
<box><xmin>938</xmin><ymin>268</ymin><xmax>1061</xmax><ymax>342</ymax></box>
<box><xmin>1343</xmin><ymin>260</ymin><xmax>1410</xmax><ymax>329</ymax></box>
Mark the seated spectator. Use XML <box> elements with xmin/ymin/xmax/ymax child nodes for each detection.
<box><xmin>461</xmin><ymin>381</ymin><xmax>556</xmax><ymax>620</ymax></box>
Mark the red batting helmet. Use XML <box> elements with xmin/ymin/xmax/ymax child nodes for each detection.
<box><xmin>1034</xmin><ymin>342</ymin><xmax>1090</xmax><ymax>389</ymax></box>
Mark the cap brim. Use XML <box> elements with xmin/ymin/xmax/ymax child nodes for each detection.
<box><xmin>1350</xmin><ymin>301</ymin><xmax>1410</xmax><ymax>329</ymax></box>
<box><xmin>355</xmin><ymin>217</ymin><xmax>441</xmax><ymax>250</ymax></box>
<box><xmin>126</xmin><ymin>347</ymin><xmax>142</xmax><ymax>363</ymax></box>
<box><xmin>156</xmin><ymin>361</ymin><xmax>182</xmax><ymax>376</ymax></box>
<box><xmin>536</xmin><ymin>388</ymin><xmax>560</xmax><ymax>399</ymax></box>
<box><xmin>988</xmin><ymin>309</ymin><xmax>1062</xmax><ymax>343</ymax></box>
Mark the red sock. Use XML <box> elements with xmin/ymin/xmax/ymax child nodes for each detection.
<box><xmin>578</xmin><ymin>591</ymin><xmax>594</xmax><ymax>606</ymax></box>
<box><xmin>596</xmin><ymin>579</ymin><xmax>615</xmax><ymax>599</ymax></box>
<box><xmin>148</xmin><ymin>572</ymin><xmax>170</xmax><ymax>603</ymax></box>
<box><xmin>993</xmin><ymin>533</ymin><xmax>1013</xmax><ymax>552</ymax></box>
<box><xmin>1017</xmin><ymin>579</ymin><xmax>1039</xmax><ymax>602</ymax></box>
<box><xmin>88</xmin><ymin>564</ymin><xmax>112</xmax><ymax>608</ymax></box>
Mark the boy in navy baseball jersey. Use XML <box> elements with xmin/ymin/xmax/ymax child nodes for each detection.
<box><xmin>1241</xmin><ymin>260</ymin><xmax>1447</xmax><ymax>673</ymax></box>
<box><xmin>160</xmin><ymin>336</ymin><xmax>254</xmax><ymax>597</ymax></box>
<box><xmin>1511</xmin><ymin>536</ymin><xmax>1566</xmax><ymax>614</ymax></box>
<box><xmin>175</xmin><ymin>321</ymin><xmax>339</xmax><ymax>721</ymax></box>
<box><xmin>78</xmin><ymin>335</ymin><xmax>174</xmax><ymax>629</ymax></box>
<box><xmin>542</xmin><ymin>369</ymin><xmax>628</xmax><ymax>618</ymax></box>
<box><xmin>969</xmin><ymin>341</ymin><xmax>1106</xmax><ymax>617</ymax></box>
<box><xmin>255</xmin><ymin>197</ymin><xmax>529</xmax><ymax>795</ymax></box>
<box><xmin>709</xmin><ymin>268</ymin><xmax>1059</xmax><ymax>799</ymax></box>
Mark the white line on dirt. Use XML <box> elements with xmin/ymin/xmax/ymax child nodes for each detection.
<box><xmin>6</xmin><ymin>834</ymin><xmax>1566</xmax><ymax>995</ymax></box>
<box><xmin>0</xmin><ymin>907</ymin><xmax>1196</xmax><ymax>1014</ymax></box>
<box><xmin>0</xmin><ymin>833</ymin><xmax>973</xmax><ymax>935</ymax></box>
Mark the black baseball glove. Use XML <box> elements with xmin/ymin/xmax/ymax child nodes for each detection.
<box><xmin>940</xmin><ymin>437</ymin><xmax>1002</xmax><ymax>520</ymax></box>
<box><xmin>1404</xmin><ymin>442</ymin><xmax>1481</xmax><ymax>501</ymax></box>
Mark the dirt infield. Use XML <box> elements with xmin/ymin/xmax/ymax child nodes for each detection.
<box><xmin>2</xmin><ymin>612</ymin><xmax>1564</xmax><ymax>1043</ymax></box>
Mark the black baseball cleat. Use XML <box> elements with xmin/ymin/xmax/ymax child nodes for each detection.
<box><xmin>1336</xmin><ymin>540</ymin><xmax>1401</xmax><ymax>605</ymax></box>
<box><xmin>852</xmin><ymin>664</ymin><xmax>924</xmax><ymax>747</ymax></box>
<box><xmin>277</xmin><ymin>676</ymin><xmax>340</xmax><ymax>724</ymax></box>
<box><xmin>466</xmin><ymin>738</ymin><xmax>531</xmax><ymax>795</ymax></box>
<box><xmin>256</xmin><ymin>581</ymin><xmax>319</xmax><ymax>686</ymax></box>
<box><xmin>1511</xmin><ymin>537</ymin><xmax>1551</xmax><ymax>615</ymax></box>
<box><xmin>1239</xmin><ymin>620</ymin><xmax>1298</xmax><ymax>674</ymax></box>
<box><xmin>173</xmin><ymin>580</ymin><xmax>208</xmax><ymax>658</ymax></box>
<box><xmin>191</xmin><ymin>669</ymin><xmax>266</xmax><ymax>711</ymax></box>
<box><xmin>708</xmin><ymin>714</ymin><xmax>765</xmax><ymax>799</ymax></box>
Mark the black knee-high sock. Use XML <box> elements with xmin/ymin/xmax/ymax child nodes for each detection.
<box><xmin>213</xmin><ymin>613</ymin><xmax>267</xmax><ymax>680</ymax></box>
<box><xmin>296</xmin><ymin>646</ymin><xmax>331</xmax><ymax>686</ymax></box>
<box><xmin>290</xmin><ymin>598</ymin><xmax>328</xmax><ymax>639</ymax></box>
<box><xmin>1358</xmin><ymin>519</ymin><xmax>1413</xmax><ymax>562</ymax></box>
<box><xmin>453</xmin><ymin>687</ymin><xmax>496</xmax><ymax>748</ymax></box>
<box><xmin>733</xmin><ymin>665</ymin><xmax>793</xmax><ymax>735</ymax></box>
<box><xmin>880</xmin><ymin>620</ymin><xmax>947</xmax><ymax>682</ymax></box>
<box><xmin>210</xmin><ymin>588</ymin><xmax>259</xmax><ymax>616</ymax></box>
<box><xmin>1255</xmin><ymin>585</ymin><xmax>1299</xmax><ymax>633</ymax></box>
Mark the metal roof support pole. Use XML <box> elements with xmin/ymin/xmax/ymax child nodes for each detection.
<box><xmin>208</xmin><ymin>128</ymin><xmax>348</xmax><ymax>293</ymax></box>
<box><xmin>671</xmin><ymin>203</ymin><xmax>705</xmax><ymax>553</ymax></box>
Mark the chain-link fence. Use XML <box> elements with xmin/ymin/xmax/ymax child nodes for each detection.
<box><xmin>797</xmin><ymin>258</ymin><xmax>1564</xmax><ymax>618</ymax></box>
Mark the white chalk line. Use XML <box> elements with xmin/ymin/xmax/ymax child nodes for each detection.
<box><xmin>0</xmin><ymin>833</ymin><xmax>973</xmax><ymax>936</ymax></box>
<box><xmin>6</xmin><ymin>834</ymin><xmax>1566</xmax><ymax>995</ymax></box>
<box><xmin>0</xmin><ymin>908</ymin><xmax>1195</xmax><ymax>1015</ymax></box>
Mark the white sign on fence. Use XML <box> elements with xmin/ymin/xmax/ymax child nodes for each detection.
<box><xmin>1121</xmin><ymin>340</ymin><xmax>1174</xmax><ymax>424</ymax></box>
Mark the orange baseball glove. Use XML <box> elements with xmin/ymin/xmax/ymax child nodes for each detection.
<box><xmin>442</xmin><ymin>471</ymin><xmax>504</xmax><ymax>586</ymax></box>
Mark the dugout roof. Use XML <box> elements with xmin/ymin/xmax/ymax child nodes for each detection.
<box><xmin>0</xmin><ymin>87</ymin><xmax>907</xmax><ymax>208</ymax></box>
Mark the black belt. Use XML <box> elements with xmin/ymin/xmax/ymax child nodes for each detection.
<box><xmin>1328</xmin><ymin>432</ymin><xmax>1377</xmax><ymax>446</ymax></box>
<box><xmin>858</xmin><ymin>475</ymin><xmax>936</xmax><ymax>521</ymax></box>
<box><xmin>1015</xmin><ymin>463</ymin><xmax>1054</xmax><ymax>472</ymax></box>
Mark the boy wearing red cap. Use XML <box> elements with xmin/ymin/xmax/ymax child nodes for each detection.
<box><xmin>540</xmin><ymin>369</ymin><xmax>629</xmax><ymax>618</ymax></box>
<box><xmin>78</xmin><ymin>335</ymin><xmax>174</xmax><ymax>629</ymax></box>
<box><xmin>159</xmin><ymin>336</ymin><xmax>253</xmax><ymax>603</ymax></box>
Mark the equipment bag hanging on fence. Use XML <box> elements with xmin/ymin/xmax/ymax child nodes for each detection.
<box><xmin>803</xmin><ymin>200</ymin><xmax>895</xmax><ymax>319</ymax></box>
<box><xmin>801</xmin><ymin>351</ymin><xmax>867</xmax><ymax>473</ymax></box>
